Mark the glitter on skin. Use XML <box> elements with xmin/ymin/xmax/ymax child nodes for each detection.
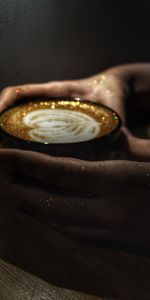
<box><xmin>105</xmin><ymin>89</ymin><xmax>110</xmax><ymax>95</ymax></box>
<box><xmin>80</xmin><ymin>199</ymin><xmax>87</xmax><ymax>210</ymax></box>
<box><xmin>87</xmin><ymin>74</ymin><xmax>106</xmax><ymax>87</ymax></box>
<box><xmin>15</xmin><ymin>87</ymin><xmax>23</xmax><ymax>94</ymax></box>
<box><xmin>93</xmin><ymin>79</ymin><xmax>99</xmax><ymax>85</ymax></box>
<box><xmin>100</xmin><ymin>74</ymin><xmax>106</xmax><ymax>80</ymax></box>
<box><xmin>81</xmin><ymin>166</ymin><xmax>85</xmax><ymax>170</ymax></box>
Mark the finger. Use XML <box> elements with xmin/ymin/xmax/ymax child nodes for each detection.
<box><xmin>65</xmin><ymin>225</ymin><xmax>150</xmax><ymax>247</ymax></box>
<box><xmin>0</xmin><ymin>163</ymin><xmax>14</xmax><ymax>182</ymax></box>
<box><xmin>0</xmin><ymin>164</ymin><xmax>17</xmax><ymax>211</ymax></box>
<box><xmin>3</xmin><ymin>181</ymin><xmax>108</xmax><ymax>222</ymax></box>
<box><xmin>66</xmin><ymin>226</ymin><xmax>129</xmax><ymax>243</ymax></box>
<box><xmin>109</xmin><ymin>63</ymin><xmax>150</xmax><ymax>96</ymax></box>
<box><xmin>0</xmin><ymin>80</ymin><xmax>84</xmax><ymax>112</ymax></box>
<box><xmin>0</xmin><ymin>84</ymin><xmax>47</xmax><ymax>112</ymax></box>
<box><xmin>3</xmin><ymin>178</ymin><xmax>146</xmax><ymax>227</ymax></box>
<box><xmin>103</xmin><ymin>84</ymin><xmax>127</xmax><ymax>123</ymax></box>
<box><xmin>86</xmin><ymin>73</ymin><xmax>129</xmax><ymax>123</ymax></box>
<box><xmin>2</xmin><ymin>165</ymin><xmax>150</xmax><ymax>248</ymax></box>
<box><xmin>0</xmin><ymin>148</ymin><xmax>104</xmax><ymax>194</ymax></box>
<box><xmin>0</xmin><ymin>149</ymin><xmax>150</xmax><ymax>194</ymax></box>
<box><xmin>105</xmin><ymin>64</ymin><xmax>150</xmax><ymax>112</ymax></box>
<box><xmin>122</xmin><ymin>127</ymin><xmax>150</xmax><ymax>162</ymax></box>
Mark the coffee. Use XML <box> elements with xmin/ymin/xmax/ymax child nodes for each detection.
<box><xmin>0</xmin><ymin>98</ymin><xmax>121</xmax><ymax>160</ymax></box>
<box><xmin>0</xmin><ymin>99</ymin><xmax>119</xmax><ymax>143</ymax></box>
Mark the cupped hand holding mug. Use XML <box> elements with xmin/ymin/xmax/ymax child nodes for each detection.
<box><xmin>0</xmin><ymin>63</ymin><xmax>150</xmax><ymax>246</ymax></box>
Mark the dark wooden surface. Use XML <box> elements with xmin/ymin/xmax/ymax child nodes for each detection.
<box><xmin>0</xmin><ymin>204</ymin><xmax>150</xmax><ymax>300</ymax></box>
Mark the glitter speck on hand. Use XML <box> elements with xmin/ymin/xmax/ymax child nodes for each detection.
<box><xmin>93</xmin><ymin>79</ymin><xmax>99</xmax><ymax>85</ymax></box>
<box><xmin>15</xmin><ymin>87</ymin><xmax>23</xmax><ymax>95</ymax></box>
<box><xmin>100</xmin><ymin>74</ymin><xmax>106</xmax><ymax>80</ymax></box>
<box><xmin>81</xmin><ymin>165</ymin><xmax>85</xmax><ymax>170</ymax></box>
<box><xmin>105</xmin><ymin>89</ymin><xmax>110</xmax><ymax>95</ymax></box>
<box><xmin>80</xmin><ymin>199</ymin><xmax>87</xmax><ymax>210</ymax></box>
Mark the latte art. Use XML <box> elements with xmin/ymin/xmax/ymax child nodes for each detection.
<box><xmin>0</xmin><ymin>99</ymin><xmax>119</xmax><ymax>145</ymax></box>
<box><xmin>23</xmin><ymin>109</ymin><xmax>100</xmax><ymax>143</ymax></box>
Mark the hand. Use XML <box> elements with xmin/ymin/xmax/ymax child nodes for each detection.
<box><xmin>1</xmin><ymin>63</ymin><xmax>150</xmax><ymax>160</ymax></box>
<box><xmin>0</xmin><ymin>63</ymin><xmax>150</xmax><ymax>246</ymax></box>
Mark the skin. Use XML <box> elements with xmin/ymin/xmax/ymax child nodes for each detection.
<box><xmin>0</xmin><ymin>63</ymin><xmax>150</xmax><ymax>247</ymax></box>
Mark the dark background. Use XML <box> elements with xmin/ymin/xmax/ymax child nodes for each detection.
<box><xmin>0</xmin><ymin>0</ymin><xmax>150</xmax><ymax>89</ymax></box>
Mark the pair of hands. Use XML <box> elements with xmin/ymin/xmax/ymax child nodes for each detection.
<box><xmin>0</xmin><ymin>63</ymin><xmax>150</xmax><ymax>246</ymax></box>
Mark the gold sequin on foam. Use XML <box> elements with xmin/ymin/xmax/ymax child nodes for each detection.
<box><xmin>0</xmin><ymin>99</ymin><xmax>119</xmax><ymax>143</ymax></box>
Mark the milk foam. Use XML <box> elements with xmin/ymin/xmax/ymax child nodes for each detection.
<box><xmin>23</xmin><ymin>108</ymin><xmax>101</xmax><ymax>143</ymax></box>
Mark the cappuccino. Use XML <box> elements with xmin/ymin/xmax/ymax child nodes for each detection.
<box><xmin>0</xmin><ymin>98</ymin><xmax>121</xmax><ymax>159</ymax></box>
<box><xmin>0</xmin><ymin>99</ymin><xmax>119</xmax><ymax>143</ymax></box>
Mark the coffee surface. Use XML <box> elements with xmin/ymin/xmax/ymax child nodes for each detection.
<box><xmin>0</xmin><ymin>100</ymin><xmax>119</xmax><ymax>144</ymax></box>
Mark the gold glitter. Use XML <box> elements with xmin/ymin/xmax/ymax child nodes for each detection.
<box><xmin>51</xmin><ymin>102</ymin><xmax>55</xmax><ymax>109</ymax></box>
<box><xmin>105</xmin><ymin>89</ymin><xmax>110</xmax><ymax>95</ymax></box>
<box><xmin>99</xmin><ymin>80</ymin><xmax>104</xmax><ymax>85</ymax></box>
<box><xmin>100</xmin><ymin>74</ymin><xmax>106</xmax><ymax>80</ymax></box>
<box><xmin>93</xmin><ymin>79</ymin><xmax>99</xmax><ymax>85</ymax></box>
<box><xmin>114</xmin><ymin>116</ymin><xmax>118</xmax><ymax>120</ymax></box>
<box><xmin>15</xmin><ymin>87</ymin><xmax>23</xmax><ymax>94</ymax></box>
<box><xmin>0</xmin><ymin>99</ymin><xmax>119</xmax><ymax>143</ymax></box>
